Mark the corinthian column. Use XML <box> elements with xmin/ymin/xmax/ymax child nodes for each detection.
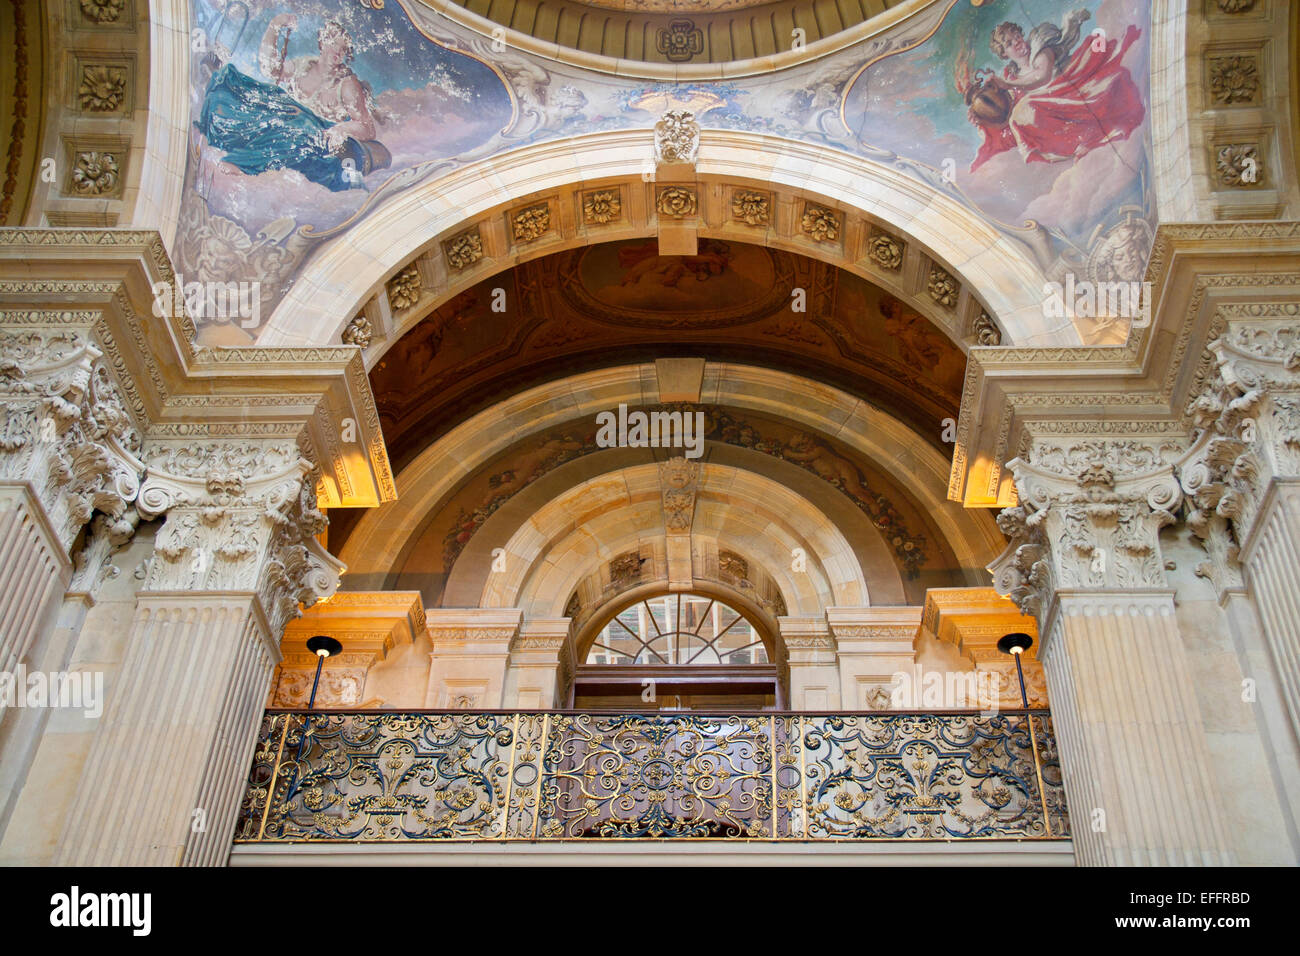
<box><xmin>0</xmin><ymin>321</ymin><xmax>142</xmax><ymax>705</ymax></box>
<box><xmin>56</xmin><ymin>440</ymin><xmax>343</xmax><ymax>866</ymax></box>
<box><xmin>992</xmin><ymin>440</ymin><xmax>1232</xmax><ymax>865</ymax></box>
<box><xmin>1184</xmin><ymin>318</ymin><xmax>1300</xmax><ymax>747</ymax></box>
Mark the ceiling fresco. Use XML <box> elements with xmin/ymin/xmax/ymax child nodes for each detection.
<box><xmin>178</xmin><ymin>0</ymin><xmax>1154</xmax><ymax>341</ymax></box>
<box><xmin>365</xmin><ymin>238</ymin><xmax>968</xmax><ymax>468</ymax></box>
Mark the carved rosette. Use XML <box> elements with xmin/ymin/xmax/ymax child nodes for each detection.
<box><xmin>136</xmin><ymin>441</ymin><xmax>344</xmax><ymax>638</ymax></box>
<box><xmin>990</xmin><ymin>441</ymin><xmax>1184</xmax><ymax>625</ymax></box>
<box><xmin>0</xmin><ymin>326</ymin><xmax>143</xmax><ymax>553</ymax></box>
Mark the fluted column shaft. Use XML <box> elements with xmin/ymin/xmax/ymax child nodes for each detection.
<box><xmin>1239</xmin><ymin>480</ymin><xmax>1300</xmax><ymax>744</ymax></box>
<box><xmin>0</xmin><ymin>488</ymin><xmax>70</xmax><ymax>692</ymax></box>
<box><xmin>993</xmin><ymin>444</ymin><xmax>1234</xmax><ymax>865</ymax></box>
<box><xmin>1040</xmin><ymin>592</ymin><xmax>1233</xmax><ymax>865</ymax></box>
<box><xmin>57</xmin><ymin>596</ymin><xmax>276</xmax><ymax>866</ymax></box>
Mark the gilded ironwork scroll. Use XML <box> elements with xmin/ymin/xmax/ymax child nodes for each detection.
<box><xmin>235</xmin><ymin>710</ymin><xmax>1069</xmax><ymax>842</ymax></box>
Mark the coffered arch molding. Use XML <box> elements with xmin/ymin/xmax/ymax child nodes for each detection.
<box><xmin>461</xmin><ymin>461</ymin><xmax>874</xmax><ymax>615</ymax></box>
<box><xmin>255</xmin><ymin>129</ymin><xmax>1059</xmax><ymax>352</ymax></box>
<box><xmin>336</xmin><ymin>363</ymin><xmax>1004</xmax><ymax>594</ymax></box>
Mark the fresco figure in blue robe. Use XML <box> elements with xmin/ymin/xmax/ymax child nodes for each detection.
<box><xmin>196</xmin><ymin>15</ymin><xmax>388</xmax><ymax>193</ymax></box>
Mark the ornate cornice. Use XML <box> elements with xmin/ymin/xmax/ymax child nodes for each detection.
<box><xmin>951</xmin><ymin>223</ymin><xmax>1300</xmax><ymax>508</ymax></box>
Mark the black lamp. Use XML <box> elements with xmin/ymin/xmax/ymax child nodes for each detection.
<box><xmin>997</xmin><ymin>632</ymin><xmax>1034</xmax><ymax>709</ymax></box>
<box><xmin>305</xmin><ymin>635</ymin><xmax>343</xmax><ymax>709</ymax></box>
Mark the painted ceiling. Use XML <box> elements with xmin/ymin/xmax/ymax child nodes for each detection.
<box><xmin>180</xmin><ymin>0</ymin><xmax>1154</xmax><ymax>339</ymax></box>
<box><xmin>367</xmin><ymin>238</ymin><xmax>967</xmax><ymax>470</ymax></box>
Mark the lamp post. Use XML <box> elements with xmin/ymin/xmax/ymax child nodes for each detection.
<box><xmin>998</xmin><ymin>630</ymin><xmax>1053</xmax><ymax>837</ymax></box>
<box><xmin>304</xmin><ymin>635</ymin><xmax>343</xmax><ymax>710</ymax></box>
<box><xmin>996</xmin><ymin>631</ymin><xmax>1034</xmax><ymax>709</ymax></box>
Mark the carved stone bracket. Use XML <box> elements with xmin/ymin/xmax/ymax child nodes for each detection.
<box><xmin>653</xmin><ymin>110</ymin><xmax>699</xmax><ymax>167</ymax></box>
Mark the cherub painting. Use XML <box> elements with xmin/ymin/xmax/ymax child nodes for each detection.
<box><xmin>196</xmin><ymin>15</ymin><xmax>390</xmax><ymax>192</ymax></box>
<box><xmin>959</xmin><ymin>8</ymin><xmax>1144</xmax><ymax>172</ymax></box>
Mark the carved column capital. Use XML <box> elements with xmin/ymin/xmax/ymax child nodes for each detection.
<box><xmin>991</xmin><ymin>439</ymin><xmax>1184</xmax><ymax>627</ymax></box>
<box><xmin>0</xmin><ymin>324</ymin><xmax>144</xmax><ymax>554</ymax></box>
<box><xmin>1182</xmin><ymin>323</ymin><xmax>1300</xmax><ymax>550</ymax></box>
<box><xmin>137</xmin><ymin>439</ymin><xmax>343</xmax><ymax>638</ymax></box>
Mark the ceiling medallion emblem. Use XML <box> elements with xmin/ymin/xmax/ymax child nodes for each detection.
<box><xmin>656</xmin><ymin>21</ymin><xmax>705</xmax><ymax>63</ymax></box>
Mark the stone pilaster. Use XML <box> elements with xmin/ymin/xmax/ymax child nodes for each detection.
<box><xmin>506</xmin><ymin>619</ymin><xmax>571</xmax><ymax>709</ymax></box>
<box><xmin>56</xmin><ymin>442</ymin><xmax>343</xmax><ymax>866</ymax></box>
<box><xmin>992</xmin><ymin>439</ymin><xmax>1233</xmax><ymax>865</ymax></box>
<box><xmin>825</xmin><ymin>607</ymin><xmax>920</xmax><ymax>709</ymax></box>
<box><xmin>424</xmin><ymin>609</ymin><xmax>523</xmax><ymax>708</ymax></box>
<box><xmin>1182</xmin><ymin>316</ymin><xmax>1300</xmax><ymax>745</ymax></box>
<box><xmin>778</xmin><ymin>616</ymin><xmax>838</xmax><ymax>710</ymax></box>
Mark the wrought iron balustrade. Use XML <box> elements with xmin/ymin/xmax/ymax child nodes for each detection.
<box><xmin>234</xmin><ymin>709</ymin><xmax>1069</xmax><ymax>843</ymax></box>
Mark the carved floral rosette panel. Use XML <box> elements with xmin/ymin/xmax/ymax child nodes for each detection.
<box><xmin>236</xmin><ymin>710</ymin><xmax>1068</xmax><ymax>842</ymax></box>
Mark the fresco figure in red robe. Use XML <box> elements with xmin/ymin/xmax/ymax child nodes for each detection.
<box><xmin>962</xmin><ymin>8</ymin><xmax>1145</xmax><ymax>172</ymax></box>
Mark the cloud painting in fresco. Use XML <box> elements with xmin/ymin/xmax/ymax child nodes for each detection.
<box><xmin>177</xmin><ymin>0</ymin><xmax>1156</xmax><ymax>343</ymax></box>
<box><xmin>178</xmin><ymin>0</ymin><xmax>512</xmax><ymax>328</ymax></box>
<box><xmin>842</xmin><ymin>0</ymin><xmax>1151</xmax><ymax>258</ymax></box>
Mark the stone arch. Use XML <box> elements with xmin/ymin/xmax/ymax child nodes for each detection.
<box><xmin>460</xmin><ymin>461</ymin><xmax>875</xmax><ymax>616</ymax></box>
<box><xmin>255</xmin><ymin>129</ymin><xmax>1058</xmax><ymax>351</ymax></box>
<box><xmin>337</xmin><ymin>363</ymin><xmax>1004</xmax><ymax>602</ymax></box>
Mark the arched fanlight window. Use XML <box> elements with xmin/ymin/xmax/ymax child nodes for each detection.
<box><xmin>586</xmin><ymin>594</ymin><xmax>768</xmax><ymax>666</ymax></box>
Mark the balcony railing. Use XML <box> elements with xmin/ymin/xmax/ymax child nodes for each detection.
<box><xmin>234</xmin><ymin>710</ymin><xmax>1069</xmax><ymax>843</ymax></box>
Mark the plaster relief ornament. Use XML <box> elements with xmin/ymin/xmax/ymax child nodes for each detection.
<box><xmin>386</xmin><ymin>263</ymin><xmax>421</xmax><ymax>310</ymax></box>
<box><xmin>654</xmin><ymin>110</ymin><xmax>700</xmax><ymax>165</ymax></box>
<box><xmin>801</xmin><ymin>205</ymin><xmax>839</xmax><ymax>242</ymax></box>
<box><xmin>71</xmin><ymin>152</ymin><xmax>120</xmax><ymax>195</ymax></box>
<box><xmin>1208</xmin><ymin>56</ymin><xmax>1259</xmax><ymax>105</ymax></box>
<box><xmin>78</xmin><ymin>66</ymin><xmax>127</xmax><ymax>112</ymax></box>
<box><xmin>656</xmin><ymin>20</ymin><xmax>705</xmax><ymax>62</ymax></box>
<box><xmin>445</xmin><ymin>230</ymin><xmax>484</xmax><ymax>270</ymax></box>
<box><xmin>1217</xmin><ymin>0</ymin><xmax>1257</xmax><ymax>11</ymax></box>
<box><xmin>867</xmin><ymin>233</ymin><xmax>903</xmax><ymax>270</ymax></box>
<box><xmin>341</xmin><ymin>314</ymin><xmax>372</xmax><ymax>348</ymax></box>
<box><xmin>79</xmin><ymin>0</ymin><xmax>124</xmax><ymax>22</ymax></box>
<box><xmin>731</xmin><ymin>191</ymin><xmax>770</xmax><ymax>226</ymax></box>
<box><xmin>1216</xmin><ymin>144</ymin><xmax>1261</xmax><ymax>187</ymax></box>
<box><xmin>927</xmin><ymin>265</ymin><xmax>959</xmax><ymax>308</ymax></box>
<box><xmin>583</xmin><ymin>190</ymin><xmax>622</xmax><ymax>224</ymax></box>
<box><xmin>512</xmin><ymin>204</ymin><xmax>551</xmax><ymax>242</ymax></box>
<box><xmin>973</xmin><ymin>311</ymin><xmax>1002</xmax><ymax>346</ymax></box>
<box><xmin>657</xmin><ymin>187</ymin><xmax>698</xmax><ymax>218</ymax></box>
